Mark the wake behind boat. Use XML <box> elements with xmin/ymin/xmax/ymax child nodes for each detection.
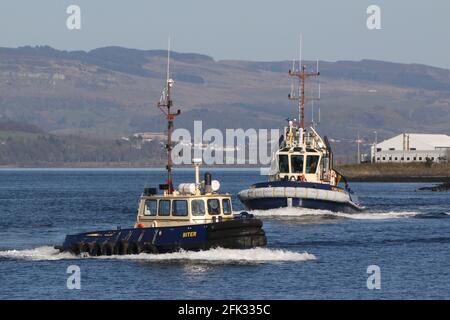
<box><xmin>238</xmin><ymin>58</ymin><xmax>364</xmax><ymax>213</ymax></box>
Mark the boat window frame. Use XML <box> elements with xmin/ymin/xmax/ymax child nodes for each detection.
<box><xmin>207</xmin><ymin>198</ymin><xmax>221</xmax><ymax>215</ymax></box>
<box><xmin>305</xmin><ymin>154</ymin><xmax>320</xmax><ymax>174</ymax></box>
<box><xmin>144</xmin><ymin>199</ymin><xmax>158</xmax><ymax>216</ymax></box>
<box><xmin>290</xmin><ymin>154</ymin><xmax>304</xmax><ymax>174</ymax></box>
<box><xmin>172</xmin><ymin>199</ymin><xmax>188</xmax><ymax>217</ymax></box>
<box><xmin>222</xmin><ymin>198</ymin><xmax>232</xmax><ymax>215</ymax></box>
<box><xmin>191</xmin><ymin>199</ymin><xmax>206</xmax><ymax>216</ymax></box>
<box><xmin>158</xmin><ymin>199</ymin><xmax>171</xmax><ymax>216</ymax></box>
<box><xmin>278</xmin><ymin>154</ymin><xmax>290</xmax><ymax>174</ymax></box>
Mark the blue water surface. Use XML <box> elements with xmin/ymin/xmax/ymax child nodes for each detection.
<box><xmin>0</xmin><ymin>169</ymin><xmax>449</xmax><ymax>299</ymax></box>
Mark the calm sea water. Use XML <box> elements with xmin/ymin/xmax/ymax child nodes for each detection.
<box><xmin>0</xmin><ymin>169</ymin><xmax>449</xmax><ymax>300</ymax></box>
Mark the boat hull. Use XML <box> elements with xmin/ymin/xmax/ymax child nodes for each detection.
<box><xmin>238</xmin><ymin>181</ymin><xmax>364</xmax><ymax>213</ymax></box>
<box><xmin>56</xmin><ymin>217</ymin><xmax>266</xmax><ymax>256</ymax></box>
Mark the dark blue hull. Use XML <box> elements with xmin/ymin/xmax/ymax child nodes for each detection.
<box><xmin>57</xmin><ymin>217</ymin><xmax>266</xmax><ymax>256</ymax></box>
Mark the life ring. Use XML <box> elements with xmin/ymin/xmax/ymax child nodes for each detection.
<box><xmin>290</xmin><ymin>176</ymin><xmax>296</xmax><ymax>181</ymax></box>
<box><xmin>298</xmin><ymin>174</ymin><xmax>307</xmax><ymax>182</ymax></box>
<box><xmin>136</xmin><ymin>223</ymin><xmax>145</xmax><ymax>228</ymax></box>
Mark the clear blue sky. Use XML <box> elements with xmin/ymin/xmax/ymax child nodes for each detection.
<box><xmin>0</xmin><ymin>0</ymin><xmax>449</xmax><ymax>68</ymax></box>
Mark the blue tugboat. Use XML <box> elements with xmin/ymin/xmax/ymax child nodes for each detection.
<box><xmin>238</xmin><ymin>61</ymin><xmax>364</xmax><ymax>213</ymax></box>
<box><xmin>56</xmin><ymin>50</ymin><xmax>266</xmax><ymax>256</ymax></box>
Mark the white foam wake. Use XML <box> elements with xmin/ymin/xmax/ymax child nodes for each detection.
<box><xmin>0</xmin><ymin>246</ymin><xmax>315</xmax><ymax>263</ymax></box>
<box><xmin>249</xmin><ymin>207</ymin><xmax>418</xmax><ymax>220</ymax></box>
<box><xmin>0</xmin><ymin>246</ymin><xmax>76</xmax><ymax>261</ymax></box>
<box><xmin>98</xmin><ymin>247</ymin><xmax>316</xmax><ymax>262</ymax></box>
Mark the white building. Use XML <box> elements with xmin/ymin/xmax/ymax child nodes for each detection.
<box><xmin>371</xmin><ymin>133</ymin><xmax>450</xmax><ymax>163</ymax></box>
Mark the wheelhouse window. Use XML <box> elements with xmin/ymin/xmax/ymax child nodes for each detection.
<box><xmin>278</xmin><ymin>154</ymin><xmax>289</xmax><ymax>173</ymax></box>
<box><xmin>290</xmin><ymin>155</ymin><xmax>304</xmax><ymax>173</ymax></box>
<box><xmin>172</xmin><ymin>200</ymin><xmax>188</xmax><ymax>216</ymax></box>
<box><xmin>222</xmin><ymin>198</ymin><xmax>232</xmax><ymax>215</ymax></box>
<box><xmin>305</xmin><ymin>155</ymin><xmax>320</xmax><ymax>174</ymax></box>
<box><xmin>144</xmin><ymin>199</ymin><xmax>157</xmax><ymax>216</ymax></box>
<box><xmin>158</xmin><ymin>200</ymin><xmax>170</xmax><ymax>216</ymax></box>
<box><xmin>207</xmin><ymin>199</ymin><xmax>221</xmax><ymax>215</ymax></box>
<box><xmin>191</xmin><ymin>199</ymin><xmax>205</xmax><ymax>216</ymax></box>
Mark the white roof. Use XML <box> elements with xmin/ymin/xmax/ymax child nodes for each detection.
<box><xmin>377</xmin><ymin>133</ymin><xmax>450</xmax><ymax>151</ymax></box>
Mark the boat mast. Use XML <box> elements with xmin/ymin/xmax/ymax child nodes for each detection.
<box><xmin>288</xmin><ymin>37</ymin><xmax>320</xmax><ymax>142</ymax></box>
<box><xmin>157</xmin><ymin>38</ymin><xmax>180</xmax><ymax>194</ymax></box>
<box><xmin>288</xmin><ymin>65</ymin><xmax>320</xmax><ymax>131</ymax></box>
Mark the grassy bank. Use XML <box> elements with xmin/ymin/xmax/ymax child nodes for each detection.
<box><xmin>337</xmin><ymin>163</ymin><xmax>450</xmax><ymax>182</ymax></box>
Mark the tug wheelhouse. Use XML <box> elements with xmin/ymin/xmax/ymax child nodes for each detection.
<box><xmin>137</xmin><ymin>195</ymin><xmax>234</xmax><ymax>228</ymax></box>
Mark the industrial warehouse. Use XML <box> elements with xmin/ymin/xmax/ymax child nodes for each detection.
<box><xmin>371</xmin><ymin>133</ymin><xmax>450</xmax><ymax>163</ymax></box>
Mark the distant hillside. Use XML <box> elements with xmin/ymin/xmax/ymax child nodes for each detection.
<box><xmin>0</xmin><ymin>120</ymin><xmax>43</xmax><ymax>134</ymax></box>
<box><xmin>0</xmin><ymin>120</ymin><xmax>165</xmax><ymax>166</ymax></box>
<box><xmin>1</xmin><ymin>45</ymin><xmax>450</xmax><ymax>164</ymax></box>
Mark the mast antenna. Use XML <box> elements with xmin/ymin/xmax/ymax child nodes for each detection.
<box><xmin>166</xmin><ymin>37</ymin><xmax>171</xmax><ymax>82</ymax></box>
<box><xmin>157</xmin><ymin>37</ymin><xmax>180</xmax><ymax>194</ymax></box>
<box><xmin>288</xmin><ymin>36</ymin><xmax>320</xmax><ymax>141</ymax></box>
<box><xmin>299</xmin><ymin>34</ymin><xmax>302</xmax><ymax>71</ymax></box>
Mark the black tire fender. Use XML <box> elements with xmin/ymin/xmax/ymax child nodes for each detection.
<box><xmin>88</xmin><ymin>242</ymin><xmax>101</xmax><ymax>256</ymax></box>
<box><xmin>127</xmin><ymin>241</ymin><xmax>141</xmax><ymax>255</ymax></box>
<box><xmin>100</xmin><ymin>242</ymin><xmax>114</xmax><ymax>256</ymax></box>
<box><xmin>116</xmin><ymin>241</ymin><xmax>129</xmax><ymax>255</ymax></box>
